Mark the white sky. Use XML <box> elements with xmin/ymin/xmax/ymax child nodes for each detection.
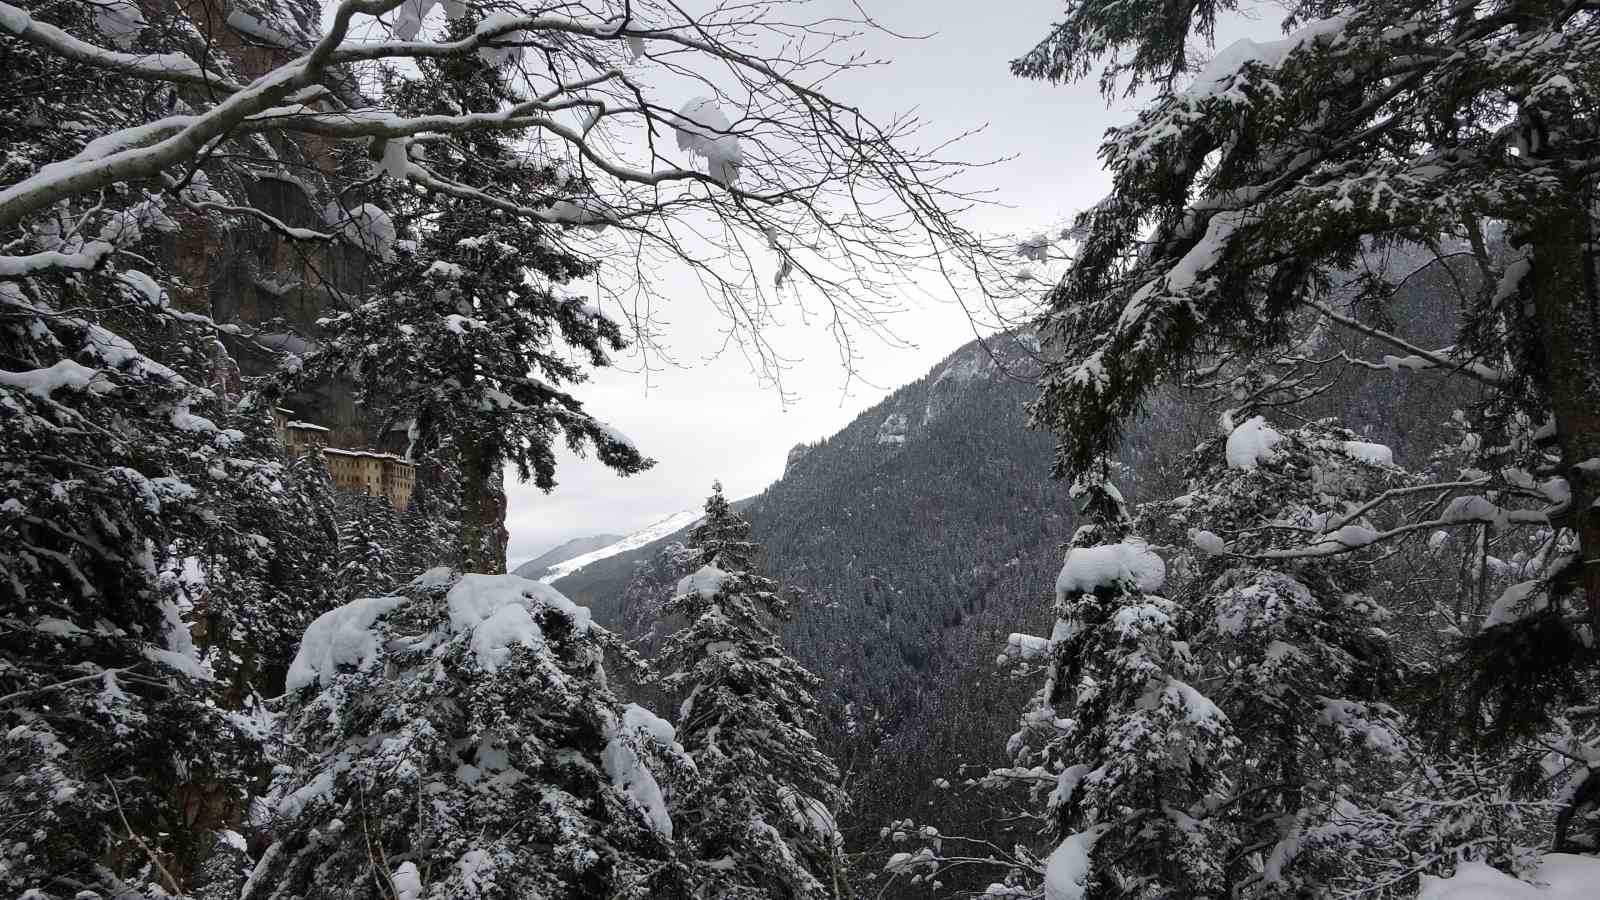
<box><xmin>344</xmin><ymin>0</ymin><xmax>1273</xmax><ymax>565</ymax></box>
<box><xmin>503</xmin><ymin>0</ymin><xmax>1128</xmax><ymax>564</ymax></box>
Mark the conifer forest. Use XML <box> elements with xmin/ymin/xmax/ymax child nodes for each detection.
<box><xmin>5</xmin><ymin>0</ymin><xmax>1600</xmax><ymax>897</ymax></box>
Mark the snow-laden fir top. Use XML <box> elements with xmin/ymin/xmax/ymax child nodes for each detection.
<box><xmin>1056</xmin><ymin>540</ymin><xmax>1166</xmax><ymax>599</ymax></box>
<box><xmin>286</xmin><ymin>574</ymin><xmax>596</xmax><ymax>688</ymax></box>
<box><xmin>1225</xmin><ymin>415</ymin><xmax>1284</xmax><ymax>470</ymax></box>
<box><xmin>285</xmin><ymin>595</ymin><xmax>409</xmax><ymax>691</ymax></box>
<box><xmin>677</xmin><ymin>565</ymin><xmax>730</xmax><ymax>602</ymax></box>
<box><xmin>447</xmin><ymin>573</ymin><xmax>591</xmax><ymax>672</ymax></box>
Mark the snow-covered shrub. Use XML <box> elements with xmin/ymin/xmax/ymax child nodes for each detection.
<box><xmin>251</xmin><ymin>570</ymin><xmax>695</xmax><ymax>898</ymax></box>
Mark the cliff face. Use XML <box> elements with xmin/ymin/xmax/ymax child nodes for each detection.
<box><xmin>149</xmin><ymin>1</ymin><xmax>387</xmax><ymax>448</ymax></box>
<box><xmin>147</xmin><ymin>1</ymin><xmax>478</xmax><ymax>551</ymax></box>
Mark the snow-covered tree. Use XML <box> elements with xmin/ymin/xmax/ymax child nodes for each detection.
<box><xmin>0</xmin><ymin>266</ymin><xmax>334</xmax><ymax>895</ymax></box>
<box><xmin>0</xmin><ymin>0</ymin><xmax>1002</xmax><ymax>380</ymax></box>
<box><xmin>0</xmin><ymin>2</ymin><xmax>1005</xmax><ymax>893</ymax></box>
<box><xmin>1149</xmin><ymin>418</ymin><xmax>1417</xmax><ymax>894</ymax></box>
<box><xmin>305</xmin><ymin>32</ymin><xmax>647</xmax><ymax>572</ymax></box>
<box><xmin>990</xmin><ymin>470</ymin><xmax>1238</xmax><ymax>898</ymax></box>
<box><xmin>331</xmin><ymin>490</ymin><xmax>409</xmax><ymax>600</ymax></box>
<box><xmin>1019</xmin><ymin>0</ymin><xmax>1600</xmax><ymax>853</ymax></box>
<box><xmin>657</xmin><ymin>484</ymin><xmax>848</xmax><ymax>897</ymax></box>
<box><xmin>254</xmin><ymin>569</ymin><xmax>696</xmax><ymax>899</ymax></box>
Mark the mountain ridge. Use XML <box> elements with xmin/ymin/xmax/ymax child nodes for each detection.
<box><xmin>510</xmin><ymin>533</ymin><xmax>625</xmax><ymax>580</ymax></box>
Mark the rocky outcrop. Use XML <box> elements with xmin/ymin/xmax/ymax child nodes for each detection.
<box><xmin>785</xmin><ymin>442</ymin><xmax>816</xmax><ymax>474</ymax></box>
<box><xmin>876</xmin><ymin>412</ymin><xmax>909</xmax><ymax>446</ymax></box>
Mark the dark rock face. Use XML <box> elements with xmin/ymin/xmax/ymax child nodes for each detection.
<box><xmin>147</xmin><ymin>2</ymin><xmax>472</xmax><ymax>532</ymax></box>
<box><xmin>784</xmin><ymin>442</ymin><xmax>815</xmax><ymax>474</ymax></box>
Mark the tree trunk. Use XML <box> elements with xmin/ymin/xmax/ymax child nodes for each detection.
<box><xmin>1527</xmin><ymin>189</ymin><xmax>1600</xmax><ymax>636</ymax></box>
<box><xmin>456</xmin><ymin>424</ymin><xmax>508</xmax><ymax>574</ymax></box>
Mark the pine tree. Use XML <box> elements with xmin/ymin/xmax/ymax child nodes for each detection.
<box><xmin>305</xmin><ymin>18</ymin><xmax>649</xmax><ymax>574</ymax></box>
<box><xmin>1018</xmin><ymin>0</ymin><xmax>1600</xmax><ymax>854</ymax></box>
<box><xmin>657</xmin><ymin>483</ymin><xmax>848</xmax><ymax>898</ymax></box>
<box><xmin>995</xmin><ymin>469</ymin><xmax>1238</xmax><ymax>898</ymax></box>
<box><xmin>254</xmin><ymin>569</ymin><xmax>696</xmax><ymax>899</ymax></box>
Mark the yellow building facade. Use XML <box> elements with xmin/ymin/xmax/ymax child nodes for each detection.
<box><xmin>272</xmin><ymin>408</ymin><xmax>414</xmax><ymax>511</ymax></box>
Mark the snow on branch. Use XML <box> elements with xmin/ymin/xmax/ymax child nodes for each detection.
<box><xmin>1304</xmin><ymin>298</ymin><xmax>1507</xmax><ymax>387</ymax></box>
<box><xmin>0</xmin><ymin>1</ymin><xmax>1002</xmax><ymax>374</ymax></box>
<box><xmin>0</xmin><ymin>1</ymin><xmax>241</xmax><ymax>91</ymax></box>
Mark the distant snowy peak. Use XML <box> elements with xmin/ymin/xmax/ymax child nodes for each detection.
<box><xmin>512</xmin><ymin>533</ymin><xmax>625</xmax><ymax>580</ymax></box>
<box><xmin>538</xmin><ymin>511</ymin><xmax>701</xmax><ymax>583</ymax></box>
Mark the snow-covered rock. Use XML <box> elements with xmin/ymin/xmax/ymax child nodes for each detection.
<box><xmin>877</xmin><ymin>412</ymin><xmax>909</xmax><ymax>446</ymax></box>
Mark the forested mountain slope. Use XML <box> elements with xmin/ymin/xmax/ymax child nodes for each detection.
<box><xmin>556</xmin><ymin>330</ymin><xmax>1176</xmax><ymax>841</ymax></box>
<box><xmin>556</xmin><ymin>257</ymin><xmax>1478</xmax><ymax>863</ymax></box>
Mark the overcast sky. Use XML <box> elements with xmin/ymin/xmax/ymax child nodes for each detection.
<box><xmin>502</xmin><ymin>1</ymin><xmax>1270</xmax><ymax>565</ymax></box>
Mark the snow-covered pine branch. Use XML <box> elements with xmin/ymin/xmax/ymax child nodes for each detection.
<box><xmin>1020</xmin><ymin>0</ymin><xmax>1600</xmax><ymax>792</ymax></box>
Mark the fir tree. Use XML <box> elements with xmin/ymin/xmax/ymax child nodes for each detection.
<box><xmin>996</xmin><ymin>469</ymin><xmax>1238</xmax><ymax>898</ymax></box>
<box><xmin>1150</xmin><ymin>418</ymin><xmax>1414</xmax><ymax>894</ymax></box>
<box><xmin>331</xmin><ymin>490</ymin><xmax>408</xmax><ymax>601</ymax></box>
<box><xmin>254</xmin><ymin>569</ymin><xmax>696</xmax><ymax>899</ymax></box>
<box><xmin>658</xmin><ymin>483</ymin><xmax>848</xmax><ymax>898</ymax></box>
<box><xmin>0</xmin><ymin>247</ymin><xmax>334</xmax><ymax>896</ymax></box>
<box><xmin>305</xmin><ymin>18</ymin><xmax>649</xmax><ymax>574</ymax></box>
<box><xmin>1019</xmin><ymin>0</ymin><xmax>1600</xmax><ymax>853</ymax></box>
